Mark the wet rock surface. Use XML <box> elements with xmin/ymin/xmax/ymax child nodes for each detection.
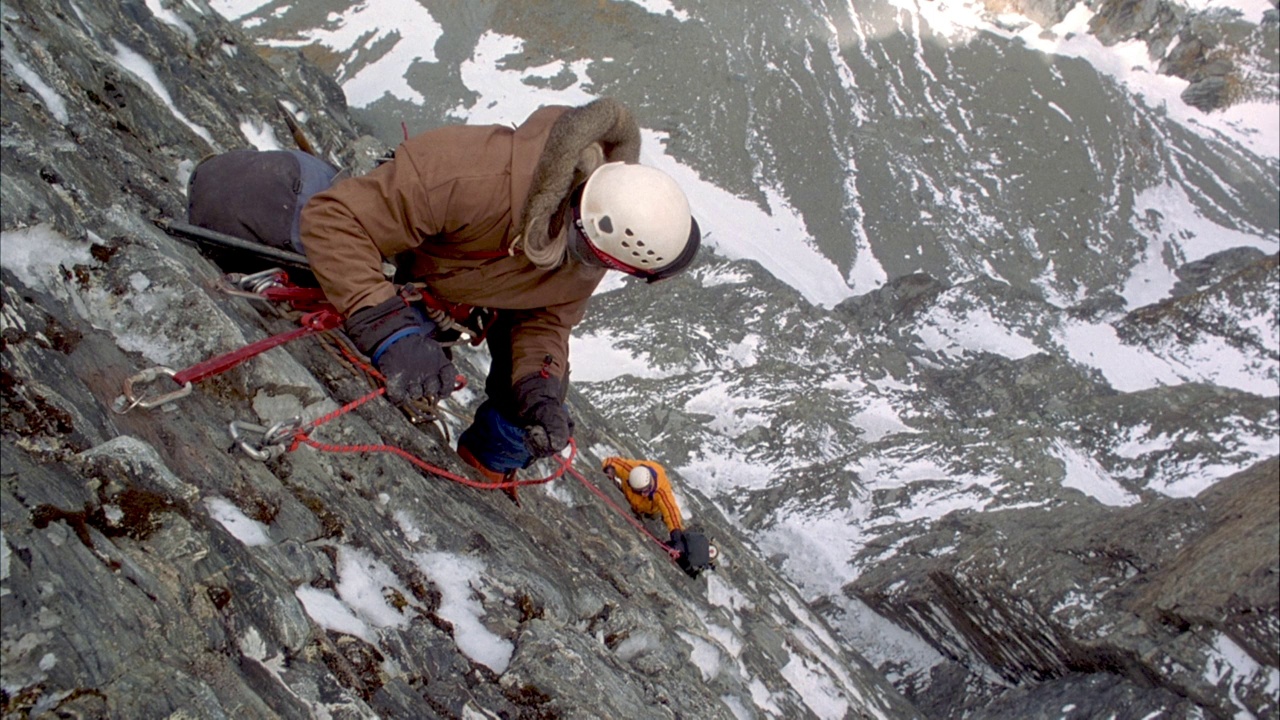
<box><xmin>0</xmin><ymin>2</ymin><xmax>916</xmax><ymax>719</ymax></box>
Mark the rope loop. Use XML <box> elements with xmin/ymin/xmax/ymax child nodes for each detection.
<box><xmin>283</xmin><ymin>388</ymin><xmax>572</xmax><ymax>491</ymax></box>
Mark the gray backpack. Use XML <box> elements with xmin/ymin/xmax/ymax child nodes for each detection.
<box><xmin>187</xmin><ymin>149</ymin><xmax>339</xmax><ymax>254</ymax></box>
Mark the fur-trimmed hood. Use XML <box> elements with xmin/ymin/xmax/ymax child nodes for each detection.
<box><xmin>519</xmin><ymin>98</ymin><xmax>641</xmax><ymax>268</ymax></box>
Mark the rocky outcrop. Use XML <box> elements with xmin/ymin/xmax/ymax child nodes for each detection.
<box><xmin>983</xmin><ymin>0</ymin><xmax>1280</xmax><ymax>111</ymax></box>
<box><xmin>851</xmin><ymin>458</ymin><xmax>1279</xmax><ymax>719</ymax></box>
<box><xmin>1158</xmin><ymin>6</ymin><xmax>1280</xmax><ymax>111</ymax></box>
<box><xmin>0</xmin><ymin>2</ymin><xmax>917</xmax><ymax>718</ymax></box>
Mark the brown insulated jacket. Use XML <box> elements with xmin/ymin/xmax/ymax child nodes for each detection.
<box><xmin>300</xmin><ymin>100</ymin><xmax>640</xmax><ymax>386</ymax></box>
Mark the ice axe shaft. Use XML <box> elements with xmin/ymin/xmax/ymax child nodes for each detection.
<box><xmin>155</xmin><ymin>218</ymin><xmax>312</xmax><ymax>270</ymax></box>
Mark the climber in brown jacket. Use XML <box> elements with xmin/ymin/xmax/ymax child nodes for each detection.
<box><xmin>298</xmin><ymin>98</ymin><xmax>701</xmax><ymax>478</ymax></box>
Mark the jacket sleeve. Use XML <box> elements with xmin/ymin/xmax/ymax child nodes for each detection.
<box><xmin>506</xmin><ymin>295</ymin><xmax>592</xmax><ymax>385</ymax></box>
<box><xmin>299</xmin><ymin>159</ymin><xmax>425</xmax><ymax>315</ymax></box>
<box><xmin>653</xmin><ymin>467</ymin><xmax>685</xmax><ymax>533</ymax></box>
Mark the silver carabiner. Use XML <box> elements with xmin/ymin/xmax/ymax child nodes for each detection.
<box><xmin>228</xmin><ymin>417</ymin><xmax>302</xmax><ymax>461</ymax></box>
<box><xmin>263</xmin><ymin>417</ymin><xmax>305</xmax><ymax>446</ymax></box>
<box><xmin>235</xmin><ymin>268</ymin><xmax>288</xmax><ymax>294</ymax></box>
<box><xmin>220</xmin><ymin>268</ymin><xmax>288</xmax><ymax>300</ymax></box>
<box><xmin>113</xmin><ymin>367</ymin><xmax>193</xmax><ymax>414</ymax></box>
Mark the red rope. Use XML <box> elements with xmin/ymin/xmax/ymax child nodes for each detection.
<box><xmin>258</xmin><ymin>285</ymin><xmax>333</xmax><ymax>312</ymax></box>
<box><xmin>280</xmin><ymin>385</ymin><xmax>675</xmax><ymax>557</ymax></box>
<box><xmin>192</xmin><ymin>274</ymin><xmax>673</xmax><ymax>556</ymax></box>
<box><xmin>297</xmin><ymin>385</ymin><xmax>387</xmax><ymax>433</ymax></box>
<box><xmin>292</xmin><ymin>434</ymin><xmax>567</xmax><ymax>490</ymax></box>
<box><xmin>330</xmin><ymin>338</ymin><xmax>386</xmax><ymax>381</ymax></box>
<box><xmin>286</xmin><ymin>387</ymin><xmax>568</xmax><ymax>490</ymax></box>
<box><xmin>172</xmin><ymin>309</ymin><xmax>342</xmax><ymax>386</ymax></box>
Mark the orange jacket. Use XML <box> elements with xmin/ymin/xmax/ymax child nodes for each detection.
<box><xmin>601</xmin><ymin>457</ymin><xmax>684</xmax><ymax>533</ymax></box>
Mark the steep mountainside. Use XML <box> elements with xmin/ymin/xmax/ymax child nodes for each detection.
<box><xmin>203</xmin><ymin>1</ymin><xmax>1280</xmax><ymax>718</ymax></box>
<box><xmin>0</xmin><ymin>2</ymin><xmax>917</xmax><ymax>719</ymax></box>
<box><xmin>3</xmin><ymin>0</ymin><xmax>1277</xmax><ymax>719</ymax></box>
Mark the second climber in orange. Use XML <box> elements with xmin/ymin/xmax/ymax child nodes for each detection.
<box><xmin>601</xmin><ymin>457</ymin><xmax>684</xmax><ymax>533</ymax></box>
<box><xmin>601</xmin><ymin>456</ymin><xmax>715</xmax><ymax>578</ymax></box>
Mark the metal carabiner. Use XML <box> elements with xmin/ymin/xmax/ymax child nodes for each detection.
<box><xmin>228</xmin><ymin>417</ymin><xmax>302</xmax><ymax>461</ymax></box>
<box><xmin>219</xmin><ymin>268</ymin><xmax>288</xmax><ymax>300</ymax></box>
<box><xmin>234</xmin><ymin>268</ymin><xmax>289</xmax><ymax>294</ymax></box>
<box><xmin>113</xmin><ymin>367</ymin><xmax>194</xmax><ymax>414</ymax></box>
<box><xmin>263</xmin><ymin>417</ymin><xmax>305</xmax><ymax>446</ymax></box>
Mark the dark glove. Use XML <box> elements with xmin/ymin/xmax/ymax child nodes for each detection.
<box><xmin>513</xmin><ymin>372</ymin><xmax>573</xmax><ymax>458</ymax></box>
<box><xmin>345</xmin><ymin>296</ymin><xmax>455</xmax><ymax>405</ymax></box>
<box><xmin>668</xmin><ymin>529</ymin><xmax>687</xmax><ymax>555</ymax></box>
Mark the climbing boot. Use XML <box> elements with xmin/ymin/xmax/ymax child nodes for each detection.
<box><xmin>457</xmin><ymin>443</ymin><xmax>521</xmax><ymax>507</ymax></box>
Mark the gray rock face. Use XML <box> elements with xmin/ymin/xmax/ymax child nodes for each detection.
<box><xmin>571</xmin><ymin>229</ymin><xmax>1277</xmax><ymax>718</ymax></box>
<box><xmin>851</xmin><ymin>458</ymin><xmax>1279</xmax><ymax>719</ymax></box>
<box><xmin>573</xmin><ymin>238</ymin><xmax>1277</xmax><ymax>718</ymax></box>
<box><xmin>0</xmin><ymin>2</ymin><xmax>916</xmax><ymax>719</ymax></box>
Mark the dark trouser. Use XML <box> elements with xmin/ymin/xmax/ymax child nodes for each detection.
<box><xmin>457</xmin><ymin>400</ymin><xmax>533</xmax><ymax>472</ymax></box>
<box><xmin>455</xmin><ymin>312</ymin><xmax>571</xmax><ymax>472</ymax></box>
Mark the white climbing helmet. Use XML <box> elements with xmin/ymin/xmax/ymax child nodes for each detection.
<box><xmin>627</xmin><ymin>465</ymin><xmax>655</xmax><ymax>493</ymax></box>
<box><xmin>574</xmin><ymin>162</ymin><xmax>701</xmax><ymax>281</ymax></box>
